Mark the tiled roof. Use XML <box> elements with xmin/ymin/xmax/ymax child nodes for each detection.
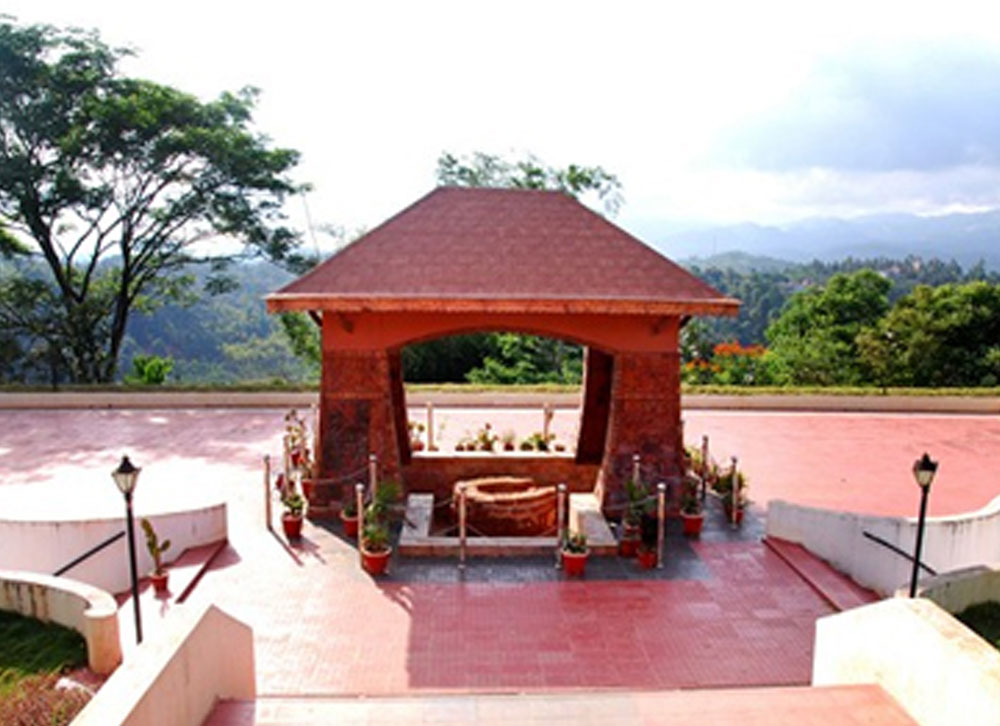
<box><xmin>267</xmin><ymin>187</ymin><xmax>738</xmax><ymax>316</ymax></box>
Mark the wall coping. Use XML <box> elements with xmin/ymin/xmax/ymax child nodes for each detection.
<box><xmin>0</xmin><ymin>569</ymin><xmax>121</xmax><ymax>674</ymax></box>
<box><xmin>0</xmin><ymin>390</ymin><xmax>996</xmax><ymax>413</ymax></box>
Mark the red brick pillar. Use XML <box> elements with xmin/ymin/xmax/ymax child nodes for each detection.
<box><xmin>316</xmin><ymin>348</ymin><xmax>402</xmax><ymax>513</ymax></box>
<box><xmin>597</xmin><ymin>350</ymin><xmax>682</xmax><ymax>513</ymax></box>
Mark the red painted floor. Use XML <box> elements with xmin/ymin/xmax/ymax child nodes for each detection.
<box><xmin>183</xmin><ymin>521</ymin><xmax>830</xmax><ymax>696</ymax></box>
<box><xmin>1</xmin><ymin>402</ymin><xmax>990</xmax><ymax>706</ymax></box>
<box><xmin>683</xmin><ymin>410</ymin><xmax>1000</xmax><ymax>516</ymax></box>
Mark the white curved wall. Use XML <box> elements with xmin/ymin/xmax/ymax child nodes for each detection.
<box><xmin>766</xmin><ymin>494</ymin><xmax>1000</xmax><ymax>595</ymax></box>
<box><xmin>0</xmin><ymin>504</ymin><xmax>226</xmax><ymax>594</ymax></box>
<box><xmin>0</xmin><ymin>569</ymin><xmax>121</xmax><ymax>674</ymax></box>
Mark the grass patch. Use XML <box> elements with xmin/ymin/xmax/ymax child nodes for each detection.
<box><xmin>0</xmin><ymin>611</ymin><xmax>87</xmax><ymax>696</ymax></box>
<box><xmin>955</xmin><ymin>601</ymin><xmax>1000</xmax><ymax>650</ymax></box>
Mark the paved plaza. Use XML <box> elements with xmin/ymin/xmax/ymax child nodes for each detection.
<box><xmin>0</xmin><ymin>403</ymin><xmax>992</xmax><ymax>721</ymax></box>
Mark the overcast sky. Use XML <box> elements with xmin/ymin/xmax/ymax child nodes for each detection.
<box><xmin>7</xmin><ymin>1</ymin><xmax>1000</xmax><ymax>247</ymax></box>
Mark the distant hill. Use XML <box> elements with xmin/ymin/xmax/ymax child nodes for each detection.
<box><xmin>680</xmin><ymin>251</ymin><xmax>793</xmax><ymax>274</ymax></box>
<box><xmin>656</xmin><ymin>209</ymin><xmax>1000</xmax><ymax>270</ymax></box>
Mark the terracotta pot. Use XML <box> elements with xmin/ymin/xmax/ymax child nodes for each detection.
<box><xmin>637</xmin><ymin>549</ymin><xmax>658</xmax><ymax>570</ymax></box>
<box><xmin>619</xmin><ymin>537</ymin><xmax>639</xmax><ymax>557</ymax></box>
<box><xmin>722</xmin><ymin>503</ymin><xmax>745</xmax><ymax>526</ymax></box>
<box><xmin>151</xmin><ymin>571</ymin><xmax>169</xmax><ymax>595</ymax></box>
<box><xmin>282</xmin><ymin>513</ymin><xmax>303</xmax><ymax>539</ymax></box>
<box><xmin>681</xmin><ymin>511</ymin><xmax>705</xmax><ymax>537</ymax></box>
<box><xmin>361</xmin><ymin>546</ymin><xmax>391</xmax><ymax>575</ymax></box>
<box><xmin>341</xmin><ymin>511</ymin><xmax>359</xmax><ymax>538</ymax></box>
<box><xmin>561</xmin><ymin>549</ymin><xmax>588</xmax><ymax>576</ymax></box>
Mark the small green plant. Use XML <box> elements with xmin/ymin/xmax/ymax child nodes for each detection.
<box><xmin>341</xmin><ymin>496</ymin><xmax>357</xmax><ymax>518</ymax></box>
<box><xmin>522</xmin><ymin>431</ymin><xmax>555</xmax><ymax>451</ymax></box>
<box><xmin>500</xmin><ymin>429</ymin><xmax>517</xmax><ymax>450</ymax></box>
<box><xmin>474</xmin><ymin>422</ymin><xmax>498</xmax><ymax>451</ymax></box>
<box><xmin>624</xmin><ymin>478</ymin><xmax>648</xmax><ymax>525</ymax></box>
<box><xmin>680</xmin><ymin>476</ymin><xmax>702</xmax><ymax>515</ymax></box>
<box><xmin>282</xmin><ymin>491</ymin><xmax>305</xmax><ymax>517</ymax></box>
<box><xmin>563</xmin><ymin>531</ymin><xmax>588</xmax><ymax>553</ymax></box>
<box><xmin>362</xmin><ymin>519</ymin><xmax>390</xmax><ymax>553</ymax></box>
<box><xmin>713</xmin><ymin>468</ymin><xmax>749</xmax><ymax>506</ymax></box>
<box><xmin>124</xmin><ymin>354</ymin><xmax>174</xmax><ymax>385</ymax></box>
<box><xmin>408</xmin><ymin>420</ymin><xmax>426</xmax><ymax>450</ymax></box>
<box><xmin>140</xmin><ymin>518</ymin><xmax>171</xmax><ymax>575</ymax></box>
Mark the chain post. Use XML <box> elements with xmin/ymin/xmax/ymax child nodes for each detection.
<box><xmin>556</xmin><ymin>483</ymin><xmax>567</xmax><ymax>568</ymax></box>
<box><xmin>458</xmin><ymin>484</ymin><xmax>468</xmax><ymax>570</ymax></box>
<box><xmin>264</xmin><ymin>455</ymin><xmax>272</xmax><ymax>531</ymax></box>
<box><xmin>730</xmin><ymin>455</ymin><xmax>739</xmax><ymax>528</ymax></box>
<box><xmin>355</xmin><ymin>482</ymin><xmax>365</xmax><ymax>557</ymax></box>
<box><xmin>656</xmin><ymin>482</ymin><xmax>666</xmax><ymax>569</ymax></box>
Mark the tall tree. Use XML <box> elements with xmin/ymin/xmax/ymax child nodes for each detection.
<box><xmin>0</xmin><ymin>21</ymin><xmax>304</xmax><ymax>382</ymax></box>
<box><xmin>436</xmin><ymin>151</ymin><xmax>623</xmax><ymax>216</ymax></box>
<box><xmin>765</xmin><ymin>269</ymin><xmax>890</xmax><ymax>385</ymax></box>
<box><xmin>857</xmin><ymin>282</ymin><xmax>1000</xmax><ymax>387</ymax></box>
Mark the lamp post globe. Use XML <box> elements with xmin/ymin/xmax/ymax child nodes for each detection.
<box><xmin>112</xmin><ymin>455</ymin><xmax>143</xmax><ymax>644</ymax></box>
<box><xmin>908</xmin><ymin>452</ymin><xmax>938</xmax><ymax>598</ymax></box>
<box><xmin>112</xmin><ymin>455</ymin><xmax>140</xmax><ymax>495</ymax></box>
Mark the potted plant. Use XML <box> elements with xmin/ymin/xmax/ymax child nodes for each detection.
<box><xmin>561</xmin><ymin>531</ymin><xmax>589</xmax><ymax>576</ymax></box>
<box><xmin>619</xmin><ymin>478</ymin><xmax>645</xmax><ymax>557</ymax></box>
<box><xmin>408</xmin><ymin>420</ymin><xmax>426</xmax><ymax>452</ymax></box>
<box><xmin>340</xmin><ymin>496</ymin><xmax>358</xmax><ymax>537</ymax></box>
<box><xmin>281</xmin><ymin>491</ymin><xmax>305</xmax><ymax>539</ymax></box>
<box><xmin>637</xmin><ymin>496</ymin><xmax>659</xmax><ymax>569</ymax></box>
<box><xmin>714</xmin><ymin>468</ymin><xmax>748</xmax><ymax>526</ymax></box>
<box><xmin>361</xmin><ymin>516</ymin><xmax>391</xmax><ymax>575</ymax></box>
<box><xmin>680</xmin><ymin>476</ymin><xmax>705</xmax><ymax>537</ymax></box>
<box><xmin>475</xmin><ymin>423</ymin><xmax>498</xmax><ymax>452</ymax></box>
<box><xmin>637</xmin><ymin>543</ymin><xmax>658</xmax><ymax>569</ymax></box>
<box><xmin>140</xmin><ymin>518</ymin><xmax>171</xmax><ymax>594</ymax></box>
<box><xmin>358</xmin><ymin>480</ymin><xmax>400</xmax><ymax>575</ymax></box>
<box><xmin>501</xmin><ymin>429</ymin><xmax>517</xmax><ymax>452</ymax></box>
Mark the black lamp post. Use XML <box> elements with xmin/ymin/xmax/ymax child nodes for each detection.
<box><xmin>112</xmin><ymin>455</ymin><xmax>143</xmax><ymax>644</ymax></box>
<box><xmin>909</xmin><ymin>452</ymin><xmax>938</xmax><ymax>598</ymax></box>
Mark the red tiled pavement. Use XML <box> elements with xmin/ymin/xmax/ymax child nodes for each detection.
<box><xmin>3</xmin><ymin>403</ymin><xmax>989</xmax><ymax>702</ymax></box>
<box><xmin>180</xmin><ymin>520</ymin><xmax>831</xmax><ymax>696</ymax></box>
<box><xmin>683</xmin><ymin>410</ymin><xmax>1000</xmax><ymax>517</ymax></box>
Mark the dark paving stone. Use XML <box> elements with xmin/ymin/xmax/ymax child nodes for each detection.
<box><xmin>316</xmin><ymin>497</ymin><xmax>763</xmax><ymax>584</ymax></box>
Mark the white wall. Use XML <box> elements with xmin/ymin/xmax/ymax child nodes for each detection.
<box><xmin>912</xmin><ymin>561</ymin><xmax>1000</xmax><ymax>614</ymax></box>
<box><xmin>0</xmin><ymin>569</ymin><xmax>121</xmax><ymax>675</ymax></box>
<box><xmin>766</xmin><ymin>495</ymin><xmax>1000</xmax><ymax>595</ymax></box>
<box><xmin>71</xmin><ymin>602</ymin><xmax>255</xmax><ymax>726</ymax></box>
<box><xmin>0</xmin><ymin>504</ymin><xmax>227</xmax><ymax>594</ymax></box>
<box><xmin>813</xmin><ymin>598</ymin><xmax>1000</xmax><ymax>726</ymax></box>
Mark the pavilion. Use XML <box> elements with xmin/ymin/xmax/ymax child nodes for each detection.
<box><xmin>266</xmin><ymin>186</ymin><xmax>738</xmax><ymax>514</ymax></box>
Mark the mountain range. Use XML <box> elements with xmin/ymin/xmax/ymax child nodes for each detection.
<box><xmin>656</xmin><ymin>209</ymin><xmax>1000</xmax><ymax>270</ymax></box>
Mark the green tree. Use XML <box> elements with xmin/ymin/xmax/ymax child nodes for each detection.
<box><xmin>436</xmin><ymin>151</ymin><xmax>623</xmax><ymax>216</ymax></box>
<box><xmin>0</xmin><ymin>21</ymin><xmax>303</xmax><ymax>382</ymax></box>
<box><xmin>766</xmin><ymin>269</ymin><xmax>891</xmax><ymax>385</ymax></box>
<box><xmin>857</xmin><ymin>282</ymin><xmax>1000</xmax><ymax>387</ymax></box>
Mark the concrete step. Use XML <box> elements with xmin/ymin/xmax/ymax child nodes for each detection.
<box><xmin>203</xmin><ymin>684</ymin><xmax>916</xmax><ymax>725</ymax></box>
<box><xmin>764</xmin><ymin>536</ymin><xmax>879</xmax><ymax>611</ymax></box>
